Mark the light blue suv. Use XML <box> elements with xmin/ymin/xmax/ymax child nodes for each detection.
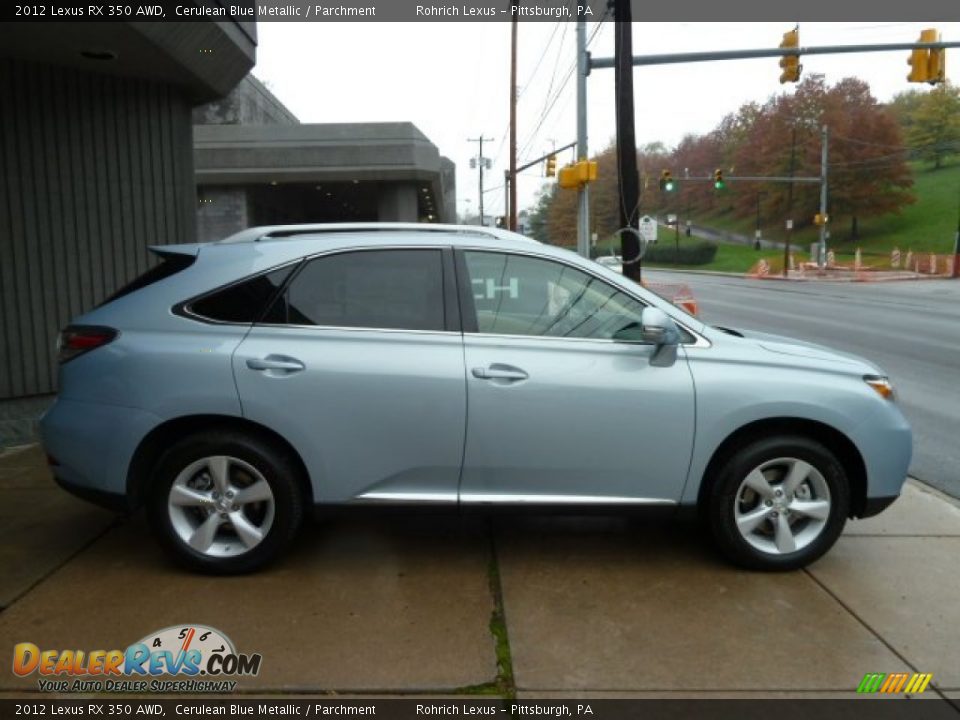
<box><xmin>41</xmin><ymin>224</ymin><xmax>912</xmax><ymax>573</ymax></box>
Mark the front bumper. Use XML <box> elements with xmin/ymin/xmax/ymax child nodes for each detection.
<box><xmin>849</xmin><ymin>401</ymin><xmax>912</xmax><ymax>513</ymax></box>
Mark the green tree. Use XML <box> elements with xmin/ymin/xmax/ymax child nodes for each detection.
<box><xmin>906</xmin><ymin>82</ymin><xmax>960</xmax><ymax>169</ymax></box>
<box><xmin>526</xmin><ymin>184</ymin><xmax>555</xmax><ymax>243</ymax></box>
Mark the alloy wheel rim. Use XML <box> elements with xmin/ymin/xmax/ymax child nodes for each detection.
<box><xmin>167</xmin><ymin>455</ymin><xmax>275</xmax><ymax>558</ymax></box>
<box><xmin>733</xmin><ymin>457</ymin><xmax>831</xmax><ymax>556</ymax></box>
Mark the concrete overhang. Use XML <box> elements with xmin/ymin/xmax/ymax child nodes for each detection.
<box><xmin>194</xmin><ymin>121</ymin><xmax>452</xmax><ymax>206</ymax></box>
<box><xmin>0</xmin><ymin>21</ymin><xmax>255</xmax><ymax>102</ymax></box>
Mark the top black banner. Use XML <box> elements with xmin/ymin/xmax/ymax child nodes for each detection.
<box><xmin>3</xmin><ymin>0</ymin><xmax>960</xmax><ymax>22</ymax></box>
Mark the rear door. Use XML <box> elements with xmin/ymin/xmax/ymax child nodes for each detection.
<box><xmin>232</xmin><ymin>247</ymin><xmax>466</xmax><ymax>504</ymax></box>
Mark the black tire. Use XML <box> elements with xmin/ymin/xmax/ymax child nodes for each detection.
<box><xmin>705</xmin><ymin>435</ymin><xmax>849</xmax><ymax>571</ymax></box>
<box><xmin>147</xmin><ymin>430</ymin><xmax>304</xmax><ymax>574</ymax></box>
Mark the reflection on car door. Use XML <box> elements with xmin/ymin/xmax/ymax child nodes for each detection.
<box><xmin>456</xmin><ymin>249</ymin><xmax>695</xmax><ymax>505</ymax></box>
<box><xmin>232</xmin><ymin>247</ymin><xmax>466</xmax><ymax>504</ymax></box>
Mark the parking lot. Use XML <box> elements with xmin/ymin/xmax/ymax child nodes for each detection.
<box><xmin>1</xmin><ymin>444</ymin><xmax>959</xmax><ymax>704</ymax></box>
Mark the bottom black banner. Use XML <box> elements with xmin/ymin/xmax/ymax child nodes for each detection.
<box><xmin>2</xmin><ymin>699</ymin><xmax>959</xmax><ymax>720</ymax></box>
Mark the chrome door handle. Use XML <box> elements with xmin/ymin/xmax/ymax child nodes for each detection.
<box><xmin>471</xmin><ymin>365</ymin><xmax>529</xmax><ymax>381</ymax></box>
<box><xmin>246</xmin><ymin>356</ymin><xmax>305</xmax><ymax>373</ymax></box>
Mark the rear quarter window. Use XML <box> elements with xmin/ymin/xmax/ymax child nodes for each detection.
<box><xmin>187</xmin><ymin>266</ymin><xmax>295</xmax><ymax>324</ymax></box>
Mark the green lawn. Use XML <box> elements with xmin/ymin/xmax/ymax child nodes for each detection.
<box><xmin>689</xmin><ymin>161</ymin><xmax>960</xmax><ymax>257</ymax></box>
<box><xmin>641</xmin><ymin>235</ymin><xmax>810</xmax><ymax>273</ymax></box>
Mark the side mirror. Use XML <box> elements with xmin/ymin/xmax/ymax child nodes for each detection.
<box><xmin>641</xmin><ymin>307</ymin><xmax>680</xmax><ymax>346</ymax></box>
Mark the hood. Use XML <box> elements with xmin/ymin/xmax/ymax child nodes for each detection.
<box><xmin>712</xmin><ymin>326</ymin><xmax>882</xmax><ymax>374</ymax></box>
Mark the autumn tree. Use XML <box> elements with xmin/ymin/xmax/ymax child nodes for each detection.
<box><xmin>731</xmin><ymin>76</ymin><xmax>914</xmax><ymax>239</ymax></box>
<box><xmin>904</xmin><ymin>82</ymin><xmax>960</xmax><ymax>169</ymax></box>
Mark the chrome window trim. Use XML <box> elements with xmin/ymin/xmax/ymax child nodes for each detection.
<box><xmin>177</xmin><ymin>241</ymin><xmax>711</xmax><ymax>348</ymax></box>
<box><xmin>176</xmin><ymin>258</ymin><xmax>304</xmax><ymax>327</ymax></box>
<box><xmin>249</xmin><ymin>323</ymin><xmax>462</xmax><ymax>338</ymax></box>
<box><xmin>457</xmin><ymin>245</ymin><xmax>712</xmax><ymax>349</ymax></box>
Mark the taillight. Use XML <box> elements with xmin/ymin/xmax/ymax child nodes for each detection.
<box><xmin>57</xmin><ymin>326</ymin><xmax>118</xmax><ymax>364</ymax></box>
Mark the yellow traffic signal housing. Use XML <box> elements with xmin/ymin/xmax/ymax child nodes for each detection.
<box><xmin>558</xmin><ymin>164</ymin><xmax>580</xmax><ymax>189</ymax></box>
<box><xmin>908</xmin><ymin>29</ymin><xmax>941</xmax><ymax>83</ymax></box>
<box><xmin>714</xmin><ymin>168</ymin><xmax>725</xmax><ymax>189</ymax></box>
<box><xmin>907</xmin><ymin>30</ymin><xmax>930</xmax><ymax>82</ymax></box>
<box><xmin>557</xmin><ymin>160</ymin><xmax>598</xmax><ymax>190</ymax></box>
<box><xmin>577</xmin><ymin>159</ymin><xmax>598</xmax><ymax>183</ymax></box>
<box><xmin>814</xmin><ymin>213</ymin><xmax>829</xmax><ymax>226</ymax></box>
<box><xmin>545</xmin><ymin>154</ymin><xmax>557</xmax><ymax>177</ymax></box>
<box><xmin>779</xmin><ymin>26</ymin><xmax>801</xmax><ymax>84</ymax></box>
<box><xmin>659</xmin><ymin>169</ymin><xmax>675</xmax><ymax>192</ymax></box>
<box><xmin>926</xmin><ymin>29</ymin><xmax>946</xmax><ymax>85</ymax></box>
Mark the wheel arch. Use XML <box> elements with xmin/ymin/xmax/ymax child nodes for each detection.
<box><xmin>127</xmin><ymin>414</ymin><xmax>313</xmax><ymax>510</ymax></box>
<box><xmin>696</xmin><ymin>417</ymin><xmax>868</xmax><ymax>518</ymax></box>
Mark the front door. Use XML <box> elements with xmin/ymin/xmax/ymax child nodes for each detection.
<box><xmin>456</xmin><ymin>250</ymin><xmax>695</xmax><ymax>505</ymax></box>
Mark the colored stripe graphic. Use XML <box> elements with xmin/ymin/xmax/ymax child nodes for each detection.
<box><xmin>858</xmin><ymin>672</ymin><xmax>932</xmax><ymax>694</ymax></box>
<box><xmin>857</xmin><ymin>673</ymin><xmax>885</xmax><ymax>693</ymax></box>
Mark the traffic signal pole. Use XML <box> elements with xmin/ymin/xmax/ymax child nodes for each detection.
<box><xmin>576</xmin><ymin>16</ymin><xmax>590</xmax><ymax>259</ymax></box>
<box><xmin>589</xmin><ymin>39</ymin><xmax>960</xmax><ymax>70</ymax></box>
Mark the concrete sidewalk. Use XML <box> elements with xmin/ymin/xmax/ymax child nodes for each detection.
<box><xmin>0</xmin><ymin>444</ymin><xmax>958</xmax><ymax>703</ymax></box>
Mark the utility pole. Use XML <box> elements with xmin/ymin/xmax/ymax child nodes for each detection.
<box><xmin>468</xmin><ymin>136</ymin><xmax>493</xmax><ymax>226</ymax></box>
<box><xmin>575</xmin><ymin>14</ymin><xmax>590</xmax><ymax>258</ymax></box>
<box><xmin>819</xmin><ymin>124</ymin><xmax>829</xmax><ymax>269</ymax></box>
<box><xmin>509</xmin><ymin>16</ymin><xmax>518</xmax><ymax>231</ymax></box>
<box><xmin>504</xmin><ymin>171</ymin><xmax>510</xmax><ymax>228</ymax></box>
<box><xmin>613</xmin><ymin>0</ymin><xmax>641</xmax><ymax>281</ymax></box>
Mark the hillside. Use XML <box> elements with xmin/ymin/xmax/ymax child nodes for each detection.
<box><xmin>692</xmin><ymin>161</ymin><xmax>960</xmax><ymax>257</ymax></box>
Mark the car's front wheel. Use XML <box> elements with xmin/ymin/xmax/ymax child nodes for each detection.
<box><xmin>148</xmin><ymin>431</ymin><xmax>304</xmax><ymax>574</ymax></box>
<box><xmin>706</xmin><ymin>435</ymin><xmax>850</xmax><ymax>570</ymax></box>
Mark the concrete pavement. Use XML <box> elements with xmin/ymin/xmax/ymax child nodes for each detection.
<box><xmin>0</xmin><ymin>445</ymin><xmax>958</xmax><ymax>703</ymax></box>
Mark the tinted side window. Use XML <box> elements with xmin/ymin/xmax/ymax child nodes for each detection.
<box><xmin>267</xmin><ymin>250</ymin><xmax>445</xmax><ymax>332</ymax></box>
<box><xmin>189</xmin><ymin>266</ymin><xmax>293</xmax><ymax>323</ymax></box>
<box><xmin>463</xmin><ymin>251</ymin><xmax>648</xmax><ymax>340</ymax></box>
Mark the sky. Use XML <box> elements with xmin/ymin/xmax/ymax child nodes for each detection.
<box><xmin>253</xmin><ymin>21</ymin><xmax>960</xmax><ymax>220</ymax></box>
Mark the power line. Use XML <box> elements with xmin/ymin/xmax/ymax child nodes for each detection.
<box><xmin>518</xmin><ymin>8</ymin><xmax>609</xmax><ymax>163</ymax></box>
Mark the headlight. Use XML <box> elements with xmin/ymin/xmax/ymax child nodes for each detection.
<box><xmin>864</xmin><ymin>375</ymin><xmax>895</xmax><ymax>401</ymax></box>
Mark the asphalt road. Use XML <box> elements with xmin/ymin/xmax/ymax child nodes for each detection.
<box><xmin>648</xmin><ymin>270</ymin><xmax>960</xmax><ymax>499</ymax></box>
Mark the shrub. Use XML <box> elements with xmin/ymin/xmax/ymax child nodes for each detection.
<box><xmin>643</xmin><ymin>241</ymin><xmax>718</xmax><ymax>265</ymax></box>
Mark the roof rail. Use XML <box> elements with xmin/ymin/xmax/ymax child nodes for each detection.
<box><xmin>214</xmin><ymin>223</ymin><xmax>538</xmax><ymax>245</ymax></box>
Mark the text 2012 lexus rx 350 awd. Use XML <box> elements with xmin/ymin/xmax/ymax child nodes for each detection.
<box><xmin>41</xmin><ymin>223</ymin><xmax>912</xmax><ymax>573</ymax></box>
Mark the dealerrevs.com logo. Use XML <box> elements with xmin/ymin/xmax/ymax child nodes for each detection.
<box><xmin>12</xmin><ymin>625</ymin><xmax>262</xmax><ymax>693</ymax></box>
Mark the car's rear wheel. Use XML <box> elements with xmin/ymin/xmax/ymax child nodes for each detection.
<box><xmin>148</xmin><ymin>431</ymin><xmax>303</xmax><ymax>574</ymax></box>
<box><xmin>706</xmin><ymin>435</ymin><xmax>849</xmax><ymax>570</ymax></box>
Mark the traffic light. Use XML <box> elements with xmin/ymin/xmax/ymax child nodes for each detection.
<box><xmin>546</xmin><ymin>154</ymin><xmax>557</xmax><ymax>177</ymax></box>
<box><xmin>659</xmin><ymin>169</ymin><xmax>675</xmax><ymax>192</ymax></box>
<box><xmin>557</xmin><ymin>160</ymin><xmax>598</xmax><ymax>190</ymax></box>
<box><xmin>713</xmin><ymin>168</ymin><xmax>725</xmax><ymax>190</ymax></box>
<box><xmin>908</xmin><ymin>30</ymin><xmax>932</xmax><ymax>83</ymax></box>
<box><xmin>814</xmin><ymin>213</ymin><xmax>829</xmax><ymax>226</ymax></box>
<box><xmin>908</xmin><ymin>29</ymin><xmax>943</xmax><ymax>83</ymax></box>
<box><xmin>926</xmin><ymin>29</ymin><xmax>946</xmax><ymax>85</ymax></box>
<box><xmin>779</xmin><ymin>26</ymin><xmax>801</xmax><ymax>84</ymax></box>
